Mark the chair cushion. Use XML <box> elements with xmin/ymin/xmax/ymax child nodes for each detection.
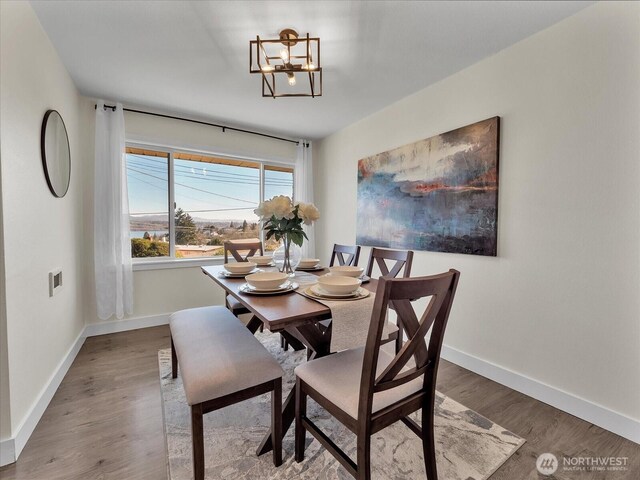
<box><xmin>170</xmin><ymin>306</ymin><xmax>283</xmax><ymax>406</ymax></box>
<box><xmin>295</xmin><ymin>346</ymin><xmax>422</xmax><ymax>419</ymax></box>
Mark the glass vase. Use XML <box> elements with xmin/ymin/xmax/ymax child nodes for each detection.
<box><xmin>272</xmin><ymin>234</ymin><xmax>302</xmax><ymax>276</ymax></box>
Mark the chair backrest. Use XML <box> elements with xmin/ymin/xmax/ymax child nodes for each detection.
<box><xmin>364</xmin><ymin>247</ymin><xmax>413</xmax><ymax>279</ymax></box>
<box><xmin>329</xmin><ymin>244</ymin><xmax>361</xmax><ymax>267</ymax></box>
<box><xmin>223</xmin><ymin>239</ymin><xmax>263</xmax><ymax>263</ymax></box>
<box><xmin>358</xmin><ymin>270</ymin><xmax>460</xmax><ymax>419</ymax></box>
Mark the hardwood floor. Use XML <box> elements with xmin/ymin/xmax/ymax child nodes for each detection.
<box><xmin>1</xmin><ymin>325</ymin><xmax>638</xmax><ymax>479</ymax></box>
<box><xmin>0</xmin><ymin>327</ymin><xmax>170</xmax><ymax>480</ymax></box>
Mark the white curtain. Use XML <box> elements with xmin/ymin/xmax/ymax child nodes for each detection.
<box><xmin>94</xmin><ymin>101</ymin><xmax>133</xmax><ymax>320</ymax></box>
<box><xmin>295</xmin><ymin>140</ymin><xmax>315</xmax><ymax>257</ymax></box>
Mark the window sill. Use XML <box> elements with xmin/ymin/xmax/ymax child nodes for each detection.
<box><xmin>132</xmin><ymin>257</ymin><xmax>225</xmax><ymax>272</ymax></box>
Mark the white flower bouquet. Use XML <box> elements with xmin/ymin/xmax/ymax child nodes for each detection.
<box><xmin>254</xmin><ymin>195</ymin><xmax>320</xmax><ymax>273</ymax></box>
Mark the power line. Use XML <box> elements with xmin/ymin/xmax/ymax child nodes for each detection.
<box><xmin>127</xmin><ymin>171</ymin><xmax>286</xmax><ymax>214</ymax></box>
<box><xmin>127</xmin><ymin>160</ymin><xmax>293</xmax><ymax>190</ymax></box>
<box><xmin>127</xmin><ymin>153</ymin><xmax>294</xmax><ymax>184</ymax></box>
<box><xmin>127</xmin><ymin>166</ymin><xmax>258</xmax><ymax>205</ymax></box>
<box><xmin>129</xmin><ymin>154</ymin><xmax>258</xmax><ymax>180</ymax></box>
<box><xmin>127</xmin><ymin>171</ymin><xmax>245</xmax><ymax>209</ymax></box>
<box><xmin>128</xmin><ymin>161</ymin><xmax>292</xmax><ymax>187</ymax></box>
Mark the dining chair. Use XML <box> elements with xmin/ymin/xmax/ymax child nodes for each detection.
<box><xmin>223</xmin><ymin>239</ymin><xmax>263</xmax><ymax>317</ymax></box>
<box><xmin>329</xmin><ymin>244</ymin><xmax>361</xmax><ymax>267</ymax></box>
<box><xmin>294</xmin><ymin>270</ymin><xmax>460</xmax><ymax>480</ymax></box>
<box><xmin>365</xmin><ymin>247</ymin><xmax>414</xmax><ymax>352</ymax></box>
<box><xmin>365</xmin><ymin>247</ymin><xmax>413</xmax><ymax>279</ymax></box>
<box><xmin>319</xmin><ymin>243</ymin><xmax>362</xmax><ymax>341</ymax></box>
<box><xmin>223</xmin><ymin>239</ymin><xmax>263</xmax><ymax>264</ymax></box>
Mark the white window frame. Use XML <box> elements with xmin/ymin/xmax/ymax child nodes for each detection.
<box><xmin>126</xmin><ymin>141</ymin><xmax>295</xmax><ymax>271</ymax></box>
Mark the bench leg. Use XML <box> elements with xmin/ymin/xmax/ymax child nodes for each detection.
<box><xmin>191</xmin><ymin>404</ymin><xmax>204</xmax><ymax>480</ymax></box>
<box><xmin>271</xmin><ymin>378</ymin><xmax>283</xmax><ymax>467</ymax></box>
<box><xmin>171</xmin><ymin>335</ymin><xmax>178</xmax><ymax>379</ymax></box>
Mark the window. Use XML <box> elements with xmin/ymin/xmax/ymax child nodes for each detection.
<box><xmin>127</xmin><ymin>148</ymin><xmax>170</xmax><ymax>258</ymax></box>
<box><xmin>263</xmin><ymin>165</ymin><xmax>295</xmax><ymax>251</ymax></box>
<box><xmin>126</xmin><ymin>146</ymin><xmax>294</xmax><ymax>260</ymax></box>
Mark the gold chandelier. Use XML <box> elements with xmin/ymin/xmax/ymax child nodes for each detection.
<box><xmin>250</xmin><ymin>28</ymin><xmax>322</xmax><ymax>98</ymax></box>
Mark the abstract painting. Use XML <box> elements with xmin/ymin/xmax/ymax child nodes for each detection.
<box><xmin>357</xmin><ymin>117</ymin><xmax>500</xmax><ymax>256</ymax></box>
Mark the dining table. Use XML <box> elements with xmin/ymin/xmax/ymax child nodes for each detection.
<box><xmin>201</xmin><ymin>264</ymin><xmax>379</xmax><ymax>457</ymax></box>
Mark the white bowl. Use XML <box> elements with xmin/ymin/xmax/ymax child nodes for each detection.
<box><xmin>246</xmin><ymin>272</ymin><xmax>289</xmax><ymax>290</ymax></box>
<box><xmin>317</xmin><ymin>275</ymin><xmax>362</xmax><ymax>295</ymax></box>
<box><xmin>329</xmin><ymin>266</ymin><xmax>364</xmax><ymax>278</ymax></box>
<box><xmin>298</xmin><ymin>258</ymin><xmax>321</xmax><ymax>268</ymax></box>
<box><xmin>251</xmin><ymin>255</ymin><xmax>273</xmax><ymax>266</ymax></box>
<box><xmin>224</xmin><ymin>262</ymin><xmax>257</xmax><ymax>274</ymax></box>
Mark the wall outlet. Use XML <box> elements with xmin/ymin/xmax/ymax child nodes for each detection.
<box><xmin>49</xmin><ymin>269</ymin><xmax>62</xmax><ymax>297</ymax></box>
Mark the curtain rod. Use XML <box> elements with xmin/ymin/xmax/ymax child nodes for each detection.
<box><xmin>94</xmin><ymin>104</ymin><xmax>309</xmax><ymax>147</ymax></box>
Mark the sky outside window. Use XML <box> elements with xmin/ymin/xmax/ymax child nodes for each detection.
<box><xmin>265</xmin><ymin>166</ymin><xmax>294</xmax><ymax>200</ymax></box>
<box><xmin>173</xmin><ymin>157</ymin><xmax>260</xmax><ymax>223</ymax></box>
<box><xmin>126</xmin><ymin>151</ymin><xmax>169</xmax><ymax>235</ymax></box>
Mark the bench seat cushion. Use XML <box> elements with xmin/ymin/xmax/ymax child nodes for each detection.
<box><xmin>170</xmin><ymin>306</ymin><xmax>283</xmax><ymax>406</ymax></box>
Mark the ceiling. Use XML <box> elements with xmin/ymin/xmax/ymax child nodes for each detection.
<box><xmin>31</xmin><ymin>1</ymin><xmax>592</xmax><ymax>140</ymax></box>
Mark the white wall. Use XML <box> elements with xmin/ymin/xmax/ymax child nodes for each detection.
<box><xmin>0</xmin><ymin>0</ymin><xmax>86</xmax><ymax>447</ymax></box>
<box><xmin>315</xmin><ymin>0</ymin><xmax>640</xmax><ymax>428</ymax></box>
<box><xmin>0</xmin><ymin>153</ymin><xmax>11</xmax><ymax>445</ymax></box>
<box><xmin>83</xmin><ymin>108</ymin><xmax>299</xmax><ymax>325</ymax></box>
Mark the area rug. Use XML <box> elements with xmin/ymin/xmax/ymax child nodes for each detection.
<box><xmin>159</xmin><ymin>331</ymin><xmax>524</xmax><ymax>480</ymax></box>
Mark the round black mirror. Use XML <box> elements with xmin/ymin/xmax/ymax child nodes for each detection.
<box><xmin>41</xmin><ymin>110</ymin><xmax>71</xmax><ymax>198</ymax></box>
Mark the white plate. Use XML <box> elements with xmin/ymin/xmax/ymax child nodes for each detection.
<box><xmin>254</xmin><ymin>262</ymin><xmax>275</xmax><ymax>267</ymax></box>
<box><xmin>305</xmin><ymin>285</ymin><xmax>370</xmax><ymax>301</ymax></box>
<box><xmin>310</xmin><ymin>284</ymin><xmax>360</xmax><ymax>298</ymax></box>
<box><xmin>239</xmin><ymin>282</ymin><xmax>299</xmax><ymax>295</ymax></box>
<box><xmin>246</xmin><ymin>281</ymin><xmax>291</xmax><ymax>292</ymax></box>
<box><xmin>296</xmin><ymin>265</ymin><xmax>325</xmax><ymax>271</ymax></box>
<box><xmin>220</xmin><ymin>268</ymin><xmax>260</xmax><ymax>278</ymax></box>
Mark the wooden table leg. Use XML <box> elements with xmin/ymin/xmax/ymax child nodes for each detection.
<box><xmin>256</xmin><ymin>321</ymin><xmax>331</xmax><ymax>456</ymax></box>
<box><xmin>280</xmin><ymin>330</ymin><xmax>305</xmax><ymax>351</ymax></box>
<box><xmin>246</xmin><ymin>315</ymin><xmax>262</xmax><ymax>334</ymax></box>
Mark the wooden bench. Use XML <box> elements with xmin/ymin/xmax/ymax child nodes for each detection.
<box><xmin>169</xmin><ymin>306</ymin><xmax>284</xmax><ymax>479</ymax></box>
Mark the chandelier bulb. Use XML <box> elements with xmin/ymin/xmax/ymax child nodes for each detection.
<box><xmin>287</xmin><ymin>73</ymin><xmax>296</xmax><ymax>86</ymax></box>
<box><xmin>280</xmin><ymin>48</ymin><xmax>289</xmax><ymax>62</ymax></box>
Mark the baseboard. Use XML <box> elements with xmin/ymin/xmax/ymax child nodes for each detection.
<box><xmin>1</xmin><ymin>328</ymin><xmax>87</xmax><ymax>466</ymax></box>
<box><xmin>0</xmin><ymin>438</ymin><xmax>15</xmax><ymax>467</ymax></box>
<box><xmin>84</xmin><ymin>313</ymin><xmax>170</xmax><ymax>337</ymax></box>
<box><xmin>441</xmin><ymin>344</ymin><xmax>640</xmax><ymax>444</ymax></box>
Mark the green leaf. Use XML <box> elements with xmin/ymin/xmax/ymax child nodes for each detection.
<box><xmin>290</xmin><ymin>231</ymin><xmax>304</xmax><ymax>246</ymax></box>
